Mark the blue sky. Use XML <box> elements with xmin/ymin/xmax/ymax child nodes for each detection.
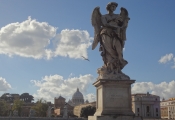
<box><xmin>0</xmin><ymin>0</ymin><xmax>175</xmax><ymax>102</ymax></box>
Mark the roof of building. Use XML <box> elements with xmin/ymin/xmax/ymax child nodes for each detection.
<box><xmin>72</xmin><ymin>88</ymin><xmax>84</xmax><ymax>100</ymax></box>
<box><xmin>132</xmin><ymin>92</ymin><xmax>159</xmax><ymax>97</ymax></box>
<box><xmin>55</xmin><ymin>95</ymin><xmax>65</xmax><ymax>100</ymax></box>
<box><xmin>161</xmin><ymin>98</ymin><xmax>175</xmax><ymax>102</ymax></box>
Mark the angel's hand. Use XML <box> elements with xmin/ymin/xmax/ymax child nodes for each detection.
<box><xmin>107</xmin><ymin>19</ymin><xmax>115</xmax><ymax>23</ymax></box>
<box><xmin>107</xmin><ymin>22</ymin><xmax>119</xmax><ymax>28</ymax></box>
<box><xmin>115</xmin><ymin>16</ymin><xmax>123</xmax><ymax>22</ymax></box>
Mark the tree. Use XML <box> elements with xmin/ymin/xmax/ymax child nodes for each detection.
<box><xmin>1</xmin><ymin>93</ymin><xmax>14</xmax><ymax>103</ymax></box>
<box><xmin>80</xmin><ymin>106</ymin><xmax>96</xmax><ymax>118</ymax></box>
<box><xmin>0</xmin><ymin>100</ymin><xmax>9</xmax><ymax>116</ymax></box>
<box><xmin>20</xmin><ymin>93</ymin><xmax>34</xmax><ymax>103</ymax></box>
<box><xmin>31</xmin><ymin>98</ymin><xmax>48</xmax><ymax>117</ymax></box>
<box><xmin>12</xmin><ymin>99</ymin><xmax>24</xmax><ymax>116</ymax></box>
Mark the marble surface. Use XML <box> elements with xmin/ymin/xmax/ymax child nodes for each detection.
<box><xmin>93</xmin><ymin>79</ymin><xmax>135</xmax><ymax>116</ymax></box>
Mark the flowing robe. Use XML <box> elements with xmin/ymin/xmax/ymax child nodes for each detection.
<box><xmin>100</xmin><ymin>14</ymin><xmax>127</xmax><ymax>72</ymax></box>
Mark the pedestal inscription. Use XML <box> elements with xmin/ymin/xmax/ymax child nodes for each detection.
<box><xmin>94</xmin><ymin>79</ymin><xmax>135</xmax><ymax>116</ymax></box>
<box><xmin>105</xmin><ymin>87</ymin><xmax>128</xmax><ymax>108</ymax></box>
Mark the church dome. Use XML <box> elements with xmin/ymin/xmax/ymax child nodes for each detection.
<box><xmin>72</xmin><ymin>88</ymin><xmax>84</xmax><ymax>99</ymax></box>
<box><xmin>71</xmin><ymin>88</ymin><xmax>84</xmax><ymax>106</ymax></box>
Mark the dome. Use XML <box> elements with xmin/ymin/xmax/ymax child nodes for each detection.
<box><xmin>72</xmin><ymin>88</ymin><xmax>84</xmax><ymax>99</ymax></box>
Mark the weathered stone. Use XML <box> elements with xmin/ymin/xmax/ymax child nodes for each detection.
<box><xmin>93</xmin><ymin>79</ymin><xmax>135</xmax><ymax>116</ymax></box>
<box><xmin>88</xmin><ymin>115</ymin><xmax>142</xmax><ymax>120</ymax></box>
<box><xmin>97</xmin><ymin>67</ymin><xmax>130</xmax><ymax>80</ymax></box>
<box><xmin>88</xmin><ymin>79</ymin><xmax>142</xmax><ymax>120</ymax></box>
<box><xmin>91</xmin><ymin>2</ymin><xmax>130</xmax><ymax>75</ymax></box>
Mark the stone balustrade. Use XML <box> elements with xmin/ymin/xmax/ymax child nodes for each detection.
<box><xmin>0</xmin><ymin>117</ymin><xmax>83</xmax><ymax>120</ymax></box>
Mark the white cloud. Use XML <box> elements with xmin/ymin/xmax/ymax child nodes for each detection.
<box><xmin>158</xmin><ymin>53</ymin><xmax>174</xmax><ymax>64</ymax></box>
<box><xmin>85</xmin><ymin>93</ymin><xmax>96</xmax><ymax>102</ymax></box>
<box><xmin>31</xmin><ymin>74</ymin><xmax>95</xmax><ymax>102</ymax></box>
<box><xmin>172</xmin><ymin>58</ymin><xmax>175</xmax><ymax>69</ymax></box>
<box><xmin>0</xmin><ymin>77</ymin><xmax>11</xmax><ymax>91</ymax></box>
<box><xmin>132</xmin><ymin>80</ymin><xmax>175</xmax><ymax>100</ymax></box>
<box><xmin>54</xmin><ymin>29</ymin><xmax>92</xmax><ymax>59</ymax></box>
<box><xmin>0</xmin><ymin>17</ymin><xmax>92</xmax><ymax>60</ymax></box>
<box><xmin>0</xmin><ymin>17</ymin><xmax>57</xmax><ymax>59</ymax></box>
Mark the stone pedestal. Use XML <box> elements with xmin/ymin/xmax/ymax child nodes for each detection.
<box><xmin>88</xmin><ymin>79</ymin><xmax>142</xmax><ymax>120</ymax></box>
<box><xmin>88</xmin><ymin>115</ymin><xmax>142</xmax><ymax>120</ymax></box>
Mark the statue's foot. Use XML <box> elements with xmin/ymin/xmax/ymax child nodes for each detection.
<box><xmin>97</xmin><ymin>67</ymin><xmax>130</xmax><ymax>80</ymax></box>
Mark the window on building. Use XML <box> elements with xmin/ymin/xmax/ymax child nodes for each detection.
<box><xmin>138</xmin><ymin>114</ymin><xmax>139</xmax><ymax>116</ymax></box>
<box><xmin>137</xmin><ymin>108</ymin><xmax>139</xmax><ymax>112</ymax></box>
<box><xmin>156</xmin><ymin>108</ymin><xmax>158</xmax><ymax>112</ymax></box>
<box><xmin>156</xmin><ymin>114</ymin><xmax>158</xmax><ymax>116</ymax></box>
<box><xmin>147</xmin><ymin>106</ymin><xmax>150</xmax><ymax>112</ymax></box>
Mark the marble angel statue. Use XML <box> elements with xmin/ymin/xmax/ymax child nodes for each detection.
<box><xmin>91</xmin><ymin>2</ymin><xmax>130</xmax><ymax>80</ymax></box>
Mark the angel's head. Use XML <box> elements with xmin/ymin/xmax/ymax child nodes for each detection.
<box><xmin>106</xmin><ymin>2</ymin><xmax>118</xmax><ymax>12</ymax></box>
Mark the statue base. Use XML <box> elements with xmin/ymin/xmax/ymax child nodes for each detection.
<box><xmin>97</xmin><ymin>67</ymin><xmax>130</xmax><ymax>80</ymax></box>
<box><xmin>88</xmin><ymin>115</ymin><xmax>142</xmax><ymax>120</ymax></box>
<box><xmin>88</xmin><ymin>79</ymin><xmax>142</xmax><ymax>120</ymax></box>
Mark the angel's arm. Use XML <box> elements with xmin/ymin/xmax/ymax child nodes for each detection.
<box><xmin>101</xmin><ymin>15</ymin><xmax>120</xmax><ymax>28</ymax></box>
<box><xmin>101</xmin><ymin>15</ymin><xmax>110</xmax><ymax>27</ymax></box>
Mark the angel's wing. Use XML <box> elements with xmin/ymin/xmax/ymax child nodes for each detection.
<box><xmin>120</xmin><ymin>7</ymin><xmax>130</xmax><ymax>41</ymax></box>
<box><xmin>91</xmin><ymin>7</ymin><xmax>102</xmax><ymax>50</ymax></box>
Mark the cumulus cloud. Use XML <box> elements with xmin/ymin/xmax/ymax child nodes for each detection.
<box><xmin>54</xmin><ymin>29</ymin><xmax>92</xmax><ymax>59</ymax></box>
<box><xmin>85</xmin><ymin>93</ymin><xmax>96</xmax><ymax>102</ymax></box>
<box><xmin>172</xmin><ymin>58</ymin><xmax>175</xmax><ymax>68</ymax></box>
<box><xmin>31</xmin><ymin>74</ymin><xmax>95</xmax><ymax>102</ymax></box>
<box><xmin>0</xmin><ymin>17</ymin><xmax>92</xmax><ymax>60</ymax></box>
<box><xmin>0</xmin><ymin>17</ymin><xmax>57</xmax><ymax>59</ymax></box>
<box><xmin>158</xmin><ymin>53</ymin><xmax>175</xmax><ymax>68</ymax></box>
<box><xmin>158</xmin><ymin>53</ymin><xmax>174</xmax><ymax>64</ymax></box>
<box><xmin>132</xmin><ymin>80</ymin><xmax>175</xmax><ymax>100</ymax></box>
<box><xmin>0</xmin><ymin>77</ymin><xmax>11</xmax><ymax>91</ymax></box>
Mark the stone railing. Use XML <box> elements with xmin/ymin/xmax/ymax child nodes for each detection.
<box><xmin>0</xmin><ymin>117</ymin><xmax>83</xmax><ymax>120</ymax></box>
<box><xmin>144</xmin><ymin>119</ymin><xmax>175</xmax><ymax>120</ymax></box>
<box><xmin>1</xmin><ymin>117</ymin><xmax>174</xmax><ymax>120</ymax></box>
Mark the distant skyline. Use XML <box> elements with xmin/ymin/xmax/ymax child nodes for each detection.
<box><xmin>0</xmin><ymin>0</ymin><xmax>175</xmax><ymax>103</ymax></box>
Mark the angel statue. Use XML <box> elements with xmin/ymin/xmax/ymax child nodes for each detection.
<box><xmin>91</xmin><ymin>2</ymin><xmax>130</xmax><ymax>80</ymax></box>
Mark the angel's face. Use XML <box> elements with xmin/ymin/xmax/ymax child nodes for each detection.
<box><xmin>110</xmin><ymin>5</ymin><xmax>116</xmax><ymax>12</ymax></box>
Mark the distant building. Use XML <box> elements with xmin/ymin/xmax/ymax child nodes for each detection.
<box><xmin>21</xmin><ymin>103</ymin><xmax>35</xmax><ymax>117</ymax></box>
<box><xmin>20</xmin><ymin>93</ymin><xmax>34</xmax><ymax>103</ymax></box>
<box><xmin>73</xmin><ymin>101</ymin><xmax>96</xmax><ymax>117</ymax></box>
<box><xmin>161</xmin><ymin>97</ymin><xmax>175</xmax><ymax>119</ymax></box>
<box><xmin>0</xmin><ymin>93</ymin><xmax>35</xmax><ymax>117</ymax></box>
<box><xmin>132</xmin><ymin>92</ymin><xmax>161</xmax><ymax>119</ymax></box>
<box><xmin>54</xmin><ymin>95</ymin><xmax>74</xmax><ymax>116</ymax></box>
<box><xmin>54</xmin><ymin>95</ymin><xmax>66</xmax><ymax>109</ymax></box>
<box><xmin>54</xmin><ymin>88</ymin><xmax>88</xmax><ymax>117</ymax></box>
<box><xmin>68</xmin><ymin>88</ymin><xmax>85</xmax><ymax>106</ymax></box>
<box><xmin>54</xmin><ymin>103</ymin><xmax>74</xmax><ymax>117</ymax></box>
<box><xmin>0</xmin><ymin>93</ymin><xmax>34</xmax><ymax>103</ymax></box>
<box><xmin>0</xmin><ymin>93</ymin><xmax>19</xmax><ymax>103</ymax></box>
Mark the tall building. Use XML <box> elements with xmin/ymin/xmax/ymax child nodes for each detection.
<box><xmin>131</xmin><ymin>92</ymin><xmax>161</xmax><ymax>119</ymax></box>
<box><xmin>161</xmin><ymin>98</ymin><xmax>175</xmax><ymax>119</ymax></box>
<box><xmin>54</xmin><ymin>88</ymin><xmax>85</xmax><ymax>116</ymax></box>
<box><xmin>68</xmin><ymin>88</ymin><xmax>84</xmax><ymax>106</ymax></box>
<box><xmin>54</xmin><ymin>95</ymin><xmax>65</xmax><ymax>109</ymax></box>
